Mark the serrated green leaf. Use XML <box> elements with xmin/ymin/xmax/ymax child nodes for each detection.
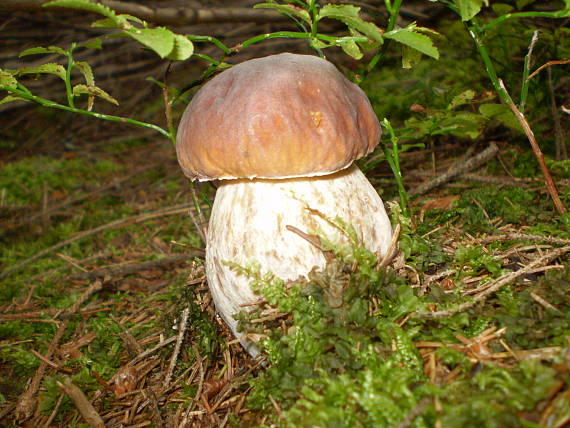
<box><xmin>348</xmin><ymin>28</ymin><xmax>377</xmax><ymax>52</ymax></box>
<box><xmin>45</xmin><ymin>0</ymin><xmax>117</xmax><ymax>20</ymax></box>
<box><xmin>492</xmin><ymin>3</ymin><xmax>514</xmax><ymax>14</ymax></box>
<box><xmin>81</xmin><ymin>38</ymin><xmax>103</xmax><ymax>50</ymax></box>
<box><xmin>73</xmin><ymin>84</ymin><xmax>118</xmax><ymax>105</ymax></box>
<box><xmin>74</xmin><ymin>62</ymin><xmax>94</xmax><ymax>86</ymax></box>
<box><xmin>516</xmin><ymin>0</ymin><xmax>537</xmax><ymax>8</ymax></box>
<box><xmin>456</xmin><ymin>0</ymin><xmax>486</xmax><ymax>21</ymax></box>
<box><xmin>318</xmin><ymin>5</ymin><xmax>383</xmax><ymax>43</ymax></box>
<box><xmin>124</xmin><ymin>27</ymin><xmax>175</xmax><ymax>58</ymax></box>
<box><xmin>479</xmin><ymin>103</ymin><xmax>523</xmax><ymax>133</ymax></box>
<box><xmin>339</xmin><ymin>39</ymin><xmax>363</xmax><ymax>60</ymax></box>
<box><xmin>385</xmin><ymin>26</ymin><xmax>439</xmax><ymax>59</ymax></box>
<box><xmin>0</xmin><ymin>95</ymin><xmax>28</xmax><ymax>106</ymax></box>
<box><xmin>16</xmin><ymin>63</ymin><xmax>66</xmax><ymax>80</ymax></box>
<box><xmin>448</xmin><ymin>89</ymin><xmax>476</xmax><ymax>110</ymax></box>
<box><xmin>19</xmin><ymin>46</ymin><xmax>67</xmax><ymax>57</ymax></box>
<box><xmin>122</xmin><ymin>14</ymin><xmax>146</xmax><ymax>26</ymax></box>
<box><xmin>254</xmin><ymin>2</ymin><xmax>311</xmax><ymax>24</ymax></box>
<box><xmin>166</xmin><ymin>34</ymin><xmax>194</xmax><ymax>61</ymax></box>
<box><xmin>401</xmin><ymin>45</ymin><xmax>422</xmax><ymax>68</ymax></box>
<box><xmin>91</xmin><ymin>17</ymin><xmax>121</xmax><ymax>28</ymax></box>
<box><xmin>74</xmin><ymin>61</ymin><xmax>95</xmax><ymax>110</ymax></box>
<box><xmin>440</xmin><ymin>112</ymin><xmax>486</xmax><ymax>139</ymax></box>
<box><xmin>0</xmin><ymin>70</ymin><xmax>18</xmax><ymax>88</ymax></box>
<box><xmin>310</xmin><ymin>38</ymin><xmax>330</xmax><ymax>50</ymax></box>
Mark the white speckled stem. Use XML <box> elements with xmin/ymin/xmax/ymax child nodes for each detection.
<box><xmin>205</xmin><ymin>164</ymin><xmax>392</xmax><ymax>356</ymax></box>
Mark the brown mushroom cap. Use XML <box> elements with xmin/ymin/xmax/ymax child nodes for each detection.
<box><xmin>176</xmin><ymin>53</ymin><xmax>381</xmax><ymax>181</ymax></box>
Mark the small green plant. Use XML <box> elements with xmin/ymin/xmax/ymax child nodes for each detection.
<box><xmin>433</xmin><ymin>0</ymin><xmax>569</xmax><ymax>214</ymax></box>
<box><xmin>234</xmin><ymin>227</ymin><xmax>570</xmax><ymax>426</ymax></box>
<box><xmin>0</xmin><ymin>0</ymin><xmax>440</xmax><ymax>149</ymax></box>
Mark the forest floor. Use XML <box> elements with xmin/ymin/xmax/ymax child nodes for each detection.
<box><xmin>1</xmin><ymin>3</ymin><xmax>569</xmax><ymax>427</ymax></box>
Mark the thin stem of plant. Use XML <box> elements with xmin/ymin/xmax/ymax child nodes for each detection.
<box><xmin>500</xmin><ymin>79</ymin><xmax>566</xmax><ymax>214</ymax></box>
<box><xmin>366</xmin><ymin>0</ymin><xmax>403</xmax><ymax>73</ymax></box>
<box><xmin>2</xmin><ymin>86</ymin><xmax>173</xmax><ymax>142</ymax></box>
<box><xmin>64</xmin><ymin>44</ymin><xmax>76</xmax><ymax>109</ymax></box>
<box><xmin>466</xmin><ymin>21</ymin><xmax>565</xmax><ymax>214</ymax></box>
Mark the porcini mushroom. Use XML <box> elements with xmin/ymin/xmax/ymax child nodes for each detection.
<box><xmin>176</xmin><ymin>53</ymin><xmax>392</xmax><ymax>356</ymax></box>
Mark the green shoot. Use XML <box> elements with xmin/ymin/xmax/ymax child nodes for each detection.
<box><xmin>381</xmin><ymin>119</ymin><xmax>410</xmax><ymax>217</ymax></box>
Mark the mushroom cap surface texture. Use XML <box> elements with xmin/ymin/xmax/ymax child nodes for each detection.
<box><xmin>176</xmin><ymin>53</ymin><xmax>381</xmax><ymax>181</ymax></box>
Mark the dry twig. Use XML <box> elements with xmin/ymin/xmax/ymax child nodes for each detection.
<box><xmin>500</xmin><ymin>79</ymin><xmax>566</xmax><ymax>214</ymax></box>
<box><xmin>472</xmin><ymin>232</ymin><xmax>570</xmax><ymax>246</ymax></box>
<box><xmin>1</xmin><ymin>204</ymin><xmax>195</xmax><ymax>280</ymax></box>
<box><xmin>418</xmin><ymin>245</ymin><xmax>570</xmax><ymax>319</ymax></box>
<box><xmin>527</xmin><ymin>58</ymin><xmax>570</xmax><ymax>81</ymax></box>
<box><xmin>409</xmin><ymin>142</ymin><xmax>500</xmax><ymax>196</ymax></box>
<box><xmin>0</xmin><ymin>0</ymin><xmax>286</xmax><ymax>25</ymax></box>
<box><xmin>15</xmin><ymin>320</ymin><xmax>68</xmax><ymax>421</ymax></box>
<box><xmin>163</xmin><ymin>306</ymin><xmax>191</xmax><ymax>389</ymax></box>
<box><xmin>129</xmin><ymin>336</ymin><xmax>178</xmax><ymax>366</ymax></box>
<box><xmin>57</xmin><ymin>376</ymin><xmax>105</xmax><ymax>428</ymax></box>
<box><xmin>392</xmin><ymin>397</ymin><xmax>432</xmax><ymax>428</ymax></box>
<box><xmin>69</xmin><ymin>251</ymin><xmax>203</xmax><ymax>280</ymax></box>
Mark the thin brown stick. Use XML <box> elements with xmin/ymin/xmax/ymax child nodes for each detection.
<box><xmin>530</xmin><ymin>291</ymin><xmax>561</xmax><ymax>313</ymax></box>
<box><xmin>472</xmin><ymin>232</ymin><xmax>570</xmax><ymax>246</ymax></box>
<box><xmin>189</xmin><ymin>186</ymin><xmax>208</xmax><ymax>245</ymax></box>
<box><xmin>128</xmin><ymin>336</ymin><xmax>178</xmax><ymax>366</ymax></box>
<box><xmin>499</xmin><ymin>79</ymin><xmax>566</xmax><ymax>214</ymax></box>
<box><xmin>43</xmin><ymin>392</ymin><xmax>65</xmax><ymax>428</ymax></box>
<box><xmin>15</xmin><ymin>320</ymin><xmax>68</xmax><ymax>421</ymax></box>
<box><xmin>547</xmin><ymin>67</ymin><xmax>567</xmax><ymax>160</ymax></box>
<box><xmin>410</xmin><ymin>170</ymin><xmax>536</xmax><ymax>187</ymax></box>
<box><xmin>0</xmin><ymin>204</ymin><xmax>195</xmax><ymax>280</ymax></box>
<box><xmin>409</xmin><ymin>142</ymin><xmax>500</xmax><ymax>196</ymax></box>
<box><xmin>418</xmin><ymin>245</ymin><xmax>570</xmax><ymax>319</ymax></box>
<box><xmin>392</xmin><ymin>397</ymin><xmax>432</xmax><ymax>428</ymax></box>
<box><xmin>0</xmin><ymin>0</ymin><xmax>286</xmax><ymax>25</ymax></box>
<box><xmin>527</xmin><ymin>59</ymin><xmax>570</xmax><ymax>81</ymax></box>
<box><xmin>163</xmin><ymin>306</ymin><xmax>190</xmax><ymax>389</ymax></box>
<box><xmin>13</xmin><ymin>279</ymin><xmax>104</xmax><ymax>420</ymax></box>
<box><xmin>379</xmin><ymin>223</ymin><xmax>401</xmax><ymax>268</ymax></box>
<box><xmin>0</xmin><ymin>304</ymin><xmax>112</xmax><ymax>322</ymax></box>
<box><xmin>285</xmin><ymin>225</ymin><xmax>326</xmax><ymax>253</ymax></box>
<box><xmin>29</xmin><ymin>349</ymin><xmax>71</xmax><ymax>373</ymax></box>
<box><xmin>57</xmin><ymin>376</ymin><xmax>104</xmax><ymax>428</ymax></box>
<box><xmin>69</xmin><ymin>251</ymin><xmax>203</xmax><ymax>281</ymax></box>
<box><xmin>66</xmin><ymin>281</ymin><xmax>103</xmax><ymax>315</ymax></box>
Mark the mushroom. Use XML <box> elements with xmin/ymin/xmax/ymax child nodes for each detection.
<box><xmin>176</xmin><ymin>53</ymin><xmax>392</xmax><ymax>356</ymax></box>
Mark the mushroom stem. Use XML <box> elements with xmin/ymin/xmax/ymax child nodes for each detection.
<box><xmin>206</xmin><ymin>164</ymin><xmax>392</xmax><ymax>355</ymax></box>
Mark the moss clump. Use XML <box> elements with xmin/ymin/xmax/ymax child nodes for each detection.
<box><xmin>237</xmin><ymin>232</ymin><xmax>569</xmax><ymax>427</ymax></box>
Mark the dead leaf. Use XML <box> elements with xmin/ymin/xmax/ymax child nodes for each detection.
<box><xmin>422</xmin><ymin>195</ymin><xmax>460</xmax><ymax>210</ymax></box>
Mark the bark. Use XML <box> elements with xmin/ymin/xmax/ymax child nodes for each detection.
<box><xmin>0</xmin><ymin>0</ymin><xmax>286</xmax><ymax>25</ymax></box>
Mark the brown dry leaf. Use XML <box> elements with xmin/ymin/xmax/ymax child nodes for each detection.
<box><xmin>422</xmin><ymin>195</ymin><xmax>460</xmax><ymax>210</ymax></box>
<box><xmin>118</xmin><ymin>277</ymin><xmax>169</xmax><ymax>292</ymax></box>
<box><xmin>410</xmin><ymin>103</ymin><xmax>427</xmax><ymax>113</ymax></box>
<box><xmin>202</xmin><ymin>378</ymin><xmax>229</xmax><ymax>400</ymax></box>
<box><xmin>51</xmin><ymin>191</ymin><xmax>67</xmax><ymax>199</ymax></box>
<box><xmin>60</xmin><ymin>333</ymin><xmax>97</xmax><ymax>359</ymax></box>
<box><xmin>111</xmin><ymin>365</ymin><xmax>138</xmax><ymax>395</ymax></box>
<box><xmin>441</xmin><ymin>278</ymin><xmax>456</xmax><ymax>290</ymax></box>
